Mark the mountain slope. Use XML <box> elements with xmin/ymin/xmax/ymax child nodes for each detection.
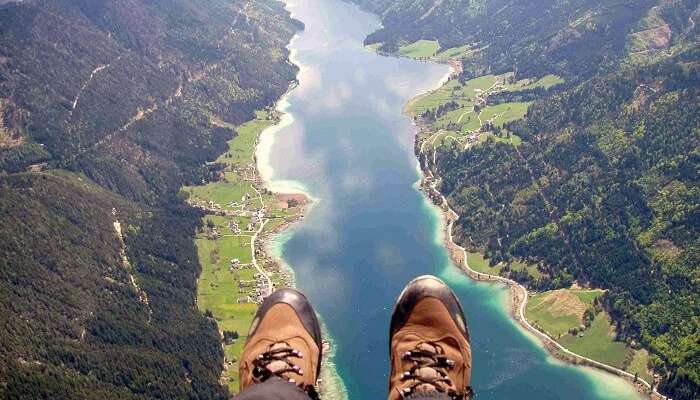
<box><xmin>354</xmin><ymin>0</ymin><xmax>698</xmax><ymax>79</ymax></box>
<box><xmin>0</xmin><ymin>0</ymin><xmax>299</xmax><ymax>398</ymax></box>
<box><xmin>435</xmin><ymin>51</ymin><xmax>699</xmax><ymax>399</ymax></box>
<box><xmin>0</xmin><ymin>172</ymin><xmax>223</xmax><ymax>399</ymax></box>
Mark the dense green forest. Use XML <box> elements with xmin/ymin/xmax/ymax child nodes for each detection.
<box><xmin>351</xmin><ymin>0</ymin><xmax>699</xmax><ymax>398</ymax></box>
<box><xmin>354</xmin><ymin>0</ymin><xmax>697</xmax><ymax>79</ymax></box>
<box><xmin>0</xmin><ymin>0</ymin><xmax>299</xmax><ymax>398</ymax></box>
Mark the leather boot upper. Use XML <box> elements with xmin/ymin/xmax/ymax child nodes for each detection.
<box><xmin>239</xmin><ymin>289</ymin><xmax>322</xmax><ymax>393</ymax></box>
<box><xmin>388</xmin><ymin>276</ymin><xmax>473</xmax><ymax>400</ymax></box>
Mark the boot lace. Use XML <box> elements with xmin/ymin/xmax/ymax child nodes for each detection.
<box><xmin>252</xmin><ymin>342</ymin><xmax>320</xmax><ymax>399</ymax></box>
<box><xmin>398</xmin><ymin>342</ymin><xmax>474</xmax><ymax>399</ymax></box>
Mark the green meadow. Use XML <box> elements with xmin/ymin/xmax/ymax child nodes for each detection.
<box><xmin>436</xmin><ymin>44</ymin><xmax>472</xmax><ymax>60</ymax></box>
<box><xmin>399</xmin><ymin>39</ymin><xmax>440</xmax><ymax>58</ymax></box>
<box><xmin>558</xmin><ymin>312</ymin><xmax>630</xmax><ymax>368</ymax></box>
<box><xmin>466</xmin><ymin>252</ymin><xmax>541</xmax><ymax>281</ymax></box>
<box><xmin>526</xmin><ymin>288</ymin><xmax>651</xmax><ymax>378</ymax></box>
<box><xmin>188</xmin><ymin>112</ymin><xmax>302</xmax><ymax>392</ymax></box>
<box><xmin>410</xmin><ymin>72</ymin><xmax>562</xmax><ymax>153</ymax></box>
<box><xmin>526</xmin><ymin>289</ymin><xmax>604</xmax><ymax>337</ymax></box>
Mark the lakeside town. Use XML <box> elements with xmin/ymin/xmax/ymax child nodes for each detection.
<box><xmin>184</xmin><ymin>110</ymin><xmax>308</xmax><ymax>390</ymax></box>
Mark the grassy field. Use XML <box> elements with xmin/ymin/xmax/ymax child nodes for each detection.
<box><xmin>436</xmin><ymin>44</ymin><xmax>472</xmax><ymax>60</ymax></box>
<box><xmin>466</xmin><ymin>251</ymin><xmax>497</xmax><ymax>273</ymax></box>
<box><xmin>466</xmin><ymin>252</ymin><xmax>541</xmax><ymax>280</ymax></box>
<box><xmin>196</xmin><ymin>232</ymin><xmax>259</xmax><ymax>392</ymax></box>
<box><xmin>409</xmin><ymin>73</ymin><xmax>563</xmax><ymax>120</ymax></box>
<box><xmin>502</xmin><ymin>74</ymin><xmax>565</xmax><ymax>91</ymax></box>
<box><xmin>526</xmin><ymin>289</ymin><xmax>604</xmax><ymax>337</ymax></box>
<box><xmin>432</xmin><ymin>130</ymin><xmax>463</xmax><ymax>148</ymax></box>
<box><xmin>531</xmin><ymin>74</ymin><xmax>565</xmax><ymax>89</ymax></box>
<box><xmin>398</xmin><ymin>39</ymin><xmax>440</xmax><ymax>58</ymax></box>
<box><xmin>188</xmin><ymin>112</ymin><xmax>302</xmax><ymax>392</ymax></box>
<box><xmin>479</xmin><ymin>102</ymin><xmax>531</xmax><ymax>128</ymax></box>
<box><xmin>365</xmin><ymin>42</ymin><xmax>382</xmax><ymax>52</ymax></box>
<box><xmin>526</xmin><ymin>287</ymin><xmax>651</xmax><ymax>376</ymax></box>
<box><xmin>223</xmin><ymin>112</ymin><xmax>271</xmax><ymax>167</ymax></box>
<box><xmin>627</xmin><ymin>349</ymin><xmax>653</xmax><ymax>383</ymax></box>
<box><xmin>187</xmin><ymin>180</ymin><xmax>259</xmax><ymax>209</ymax></box>
<box><xmin>408</xmin><ymin>75</ymin><xmax>497</xmax><ymax>117</ymax></box>
<box><xmin>409</xmin><ymin>73</ymin><xmax>561</xmax><ymax>153</ymax></box>
<box><xmin>510</xmin><ymin>258</ymin><xmax>542</xmax><ymax>278</ymax></box>
<box><xmin>478</xmin><ymin>132</ymin><xmax>523</xmax><ymax>146</ymax></box>
<box><xmin>558</xmin><ymin>312</ymin><xmax>631</xmax><ymax>368</ymax></box>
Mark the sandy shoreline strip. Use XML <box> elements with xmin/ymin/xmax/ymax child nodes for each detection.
<box><xmin>253</xmin><ymin>4</ymin><xmax>348</xmax><ymax>397</ymax></box>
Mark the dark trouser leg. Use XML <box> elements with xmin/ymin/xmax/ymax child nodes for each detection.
<box><xmin>405</xmin><ymin>392</ymin><xmax>451</xmax><ymax>399</ymax></box>
<box><xmin>232</xmin><ymin>377</ymin><xmax>314</xmax><ymax>400</ymax></box>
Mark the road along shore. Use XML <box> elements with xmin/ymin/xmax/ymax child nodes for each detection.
<box><xmin>416</xmin><ymin>149</ymin><xmax>665</xmax><ymax>400</ymax></box>
<box><xmin>407</xmin><ymin>63</ymin><xmax>666</xmax><ymax>397</ymax></box>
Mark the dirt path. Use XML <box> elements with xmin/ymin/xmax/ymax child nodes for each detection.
<box><xmin>419</xmin><ymin>0</ymin><xmax>444</xmax><ymax>21</ymax></box>
<box><xmin>456</xmin><ymin>109</ymin><xmax>472</xmax><ymax>123</ymax></box>
<box><xmin>71</xmin><ymin>56</ymin><xmax>124</xmax><ymax>115</ymax></box>
<box><xmin>72</xmin><ymin>65</ymin><xmax>107</xmax><ymax>111</ymax></box>
<box><xmin>112</xmin><ymin>213</ymin><xmax>152</xmax><ymax>323</ymax></box>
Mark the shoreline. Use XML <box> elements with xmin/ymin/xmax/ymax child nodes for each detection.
<box><xmin>409</xmin><ymin>72</ymin><xmax>664</xmax><ymax>400</ymax></box>
<box><xmin>254</xmin><ymin>73</ymin><xmax>350</xmax><ymax>400</ymax></box>
<box><xmin>253</xmin><ymin>5</ymin><xmax>349</xmax><ymax>398</ymax></box>
<box><xmin>191</xmin><ymin>104</ymin><xmax>311</xmax><ymax>389</ymax></box>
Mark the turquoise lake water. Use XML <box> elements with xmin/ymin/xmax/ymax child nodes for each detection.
<box><xmin>259</xmin><ymin>0</ymin><xmax>643</xmax><ymax>398</ymax></box>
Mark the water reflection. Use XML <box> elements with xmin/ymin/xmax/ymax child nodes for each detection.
<box><xmin>259</xmin><ymin>0</ymin><xmax>643</xmax><ymax>398</ymax></box>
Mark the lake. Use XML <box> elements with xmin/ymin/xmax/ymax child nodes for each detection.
<box><xmin>258</xmin><ymin>0</ymin><xmax>643</xmax><ymax>398</ymax></box>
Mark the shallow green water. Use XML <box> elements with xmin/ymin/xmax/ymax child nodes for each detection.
<box><xmin>259</xmin><ymin>0</ymin><xmax>643</xmax><ymax>398</ymax></box>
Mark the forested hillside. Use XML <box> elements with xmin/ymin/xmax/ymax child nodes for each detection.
<box><xmin>351</xmin><ymin>0</ymin><xmax>700</xmax><ymax>398</ymax></box>
<box><xmin>354</xmin><ymin>0</ymin><xmax>698</xmax><ymax>78</ymax></box>
<box><xmin>0</xmin><ymin>0</ymin><xmax>299</xmax><ymax>398</ymax></box>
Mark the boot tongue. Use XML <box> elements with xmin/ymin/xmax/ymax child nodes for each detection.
<box><xmin>264</xmin><ymin>342</ymin><xmax>298</xmax><ymax>377</ymax></box>
<box><xmin>404</xmin><ymin>342</ymin><xmax>457</xmax><ymax>394</ymax></box>
<box><xmin>270</xmin><ymin>342</ymin><xmax>290</xmax><ymax>351</ymax></box>
<box><xmin>415</xmin><ymin>366</ymin><xmax>441</xmax><ymax>380</ymax></box>
<box><xmin>417</xmin><ymin>342</ymin><xmax>440</xmax><ymax>353</ymax></box>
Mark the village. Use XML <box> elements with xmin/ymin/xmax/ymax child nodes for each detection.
<box><xmin>185</xmin><ymin>111</ymin><xmax>308</xmax><ymax>391</ymax></box>
<box><xmin>190</xmin><ymin>156</ymin><xmax>303</xmax><ymax>303</ymax></box>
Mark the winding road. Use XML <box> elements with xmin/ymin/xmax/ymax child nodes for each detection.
<box><xmin>423</xmin><ymin>167</ymin><xmax>667</xmax><ymax>399</ymax></box>
<box><xmin>251</xmin><ymin>218</ymin><xmax>273</xmax><ymax>297</ymax></box>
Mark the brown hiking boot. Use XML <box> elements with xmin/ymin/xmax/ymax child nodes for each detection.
<box><xmin>388</xmin><ymin>275</ymin><xmax>474</xmax><ymax>400</ymax></box>
<box><xmin>239</xmin><ymin>288</ymin><xmax>322</xmax><ymax>398</ymax></box>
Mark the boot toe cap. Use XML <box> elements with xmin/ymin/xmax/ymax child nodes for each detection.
<box><xmin>390</xmin><ymin>275</ymin><xmax>469</xmax><ymax>340</ymax></box>
<box><xmin>251</xmin><ymin>288</ymin><xmax>323</xmax><ymax>347</ymax></box>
